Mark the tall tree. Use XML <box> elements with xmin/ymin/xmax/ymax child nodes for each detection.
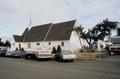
<box><xmin>91</xmin><ymin>18</ymin><xmax>118</xmax><ymax>41</ymax></box>
<box><xmin>71</xmin><ymin>19</ymin><xmax>119</xmax><ymax>51</ymax></box>
<box><xmin>117</xmin><ymin>27</ymin><xmax>120</xmax><ymax>36</ymax></box>
<box><xmin>4</xmin><ymin>40</ymin><xmax>11</xmax><ymax>48</ymax></box>
<box><xmin>72</xmin><ymin>25</ymin><xmax>85</xmax><ymax>50</ymax></box>
<box><xmin>81</xmin><ymin>29</ymin><xmax>93</xmax><ymax>48</ymax></box>
<box><xmin>57</xmin><ymin>45</ymin><xmax>61</xmax><ymax>53</ymax></box>
<box><xmin>0</xmin><ymin>38</ymin><xmax>4</xmax><ymax>46</ymax></box>
<box><xmin>72</xmin><ymin>25</ymin><xmax>95</xmax><ymax>50</ymax></box>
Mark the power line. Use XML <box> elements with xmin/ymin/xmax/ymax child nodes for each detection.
<box><xmin>59</xmin><ymin>0</ymin><xmax>80</xmax><ymax>25</ymax></box>
<box><xmin>59</xmin><ymin>0</ymin><xmax>75</xmax><ymax>20</ymax></box>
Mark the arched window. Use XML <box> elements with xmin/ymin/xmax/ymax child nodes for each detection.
<box><xmin>48</xmin><ymin>42</ymin><xmax>51</xmax><ymax>45</ymax></box>
<box><xmin>61</xmin><ymin>42</ymin><xmax>64</xmax><ymax>46</ymax></box>
<box><xmin>28</xmin><ymin>43</ymin><xmax>31</xmax><ymax>48</ymax></box>
<box><xmin>36</xmin><ymin>43</ymin><xmax>40</xmax><ymax>46</ymax></box>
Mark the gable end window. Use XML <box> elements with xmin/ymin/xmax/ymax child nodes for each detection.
<box><xmin>36</xmin><ymin>43</ymin><xmax>40</xmax><ymax>46</ymax></box>
<box><xmin>61</xmin><ymin>42</ymin><xmax>64</xmax><ymax>46</ymax></box>
<box><xmin>28</xmin><ymin>43</ymin><xmax>31</xmax><ymax>48</ymax></box>
<box><xmin>48</xmin><ymin>42</ymin><xmax>51</xmax><ymax>45</ymax></box>
<box><xmin>13</xmin><ymin>43</ymin><xmax>15</xmax><ymax>46</ymax></box>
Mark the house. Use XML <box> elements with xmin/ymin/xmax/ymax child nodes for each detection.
<box><xmin>12</xmin><ymin>20</ymin><xmax>85</xmax><ymax>52</ymax></box>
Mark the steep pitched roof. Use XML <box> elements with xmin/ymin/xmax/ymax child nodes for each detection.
<box><xmin>13</xmin><ymin>20</ymin><xmax>76</xmax><ymax>42</ymax></box>
<box><xmin>46</xmin><ymin>20</ymin><xmax>75</xmax><ymax>41</ymax></box>
<box><xmin>22</xmin><ymin>28</ymin><xmax>29</xmax><ymax>37</ymax></box>
<box><xmin>13</xmin><ymin>35</ymin><xmax>23</xmax><ymax>42</ymax></box>
<box><xmin>23</xmin><ymin>23</ymin><xmax>52</xmax><ymax>42</ymax></box>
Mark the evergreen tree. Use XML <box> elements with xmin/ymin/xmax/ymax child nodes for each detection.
<box><xmin>4</xmin><ymin>40</ymin><xmax>11</xmax><ymax>48</ymax></box>
<box><xmin>117</xmin><ymin>28</ymin><xmax>120</xmax><ymax>36</ymax></box>
<box><xmin>0</xmin><ymin>38</ymin><xmax>5</xmax><ymax>46</ymax></box>
<box><xmin>57</xmin><ymin>45</ymin><xmax>61</xmax><ymax>53</ymax></box>
<box><xmin>52</xmin><ymin>46</ymin><xmax>57</xmax><ymax>54</ymax></box>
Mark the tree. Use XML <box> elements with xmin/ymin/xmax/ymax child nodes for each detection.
<box><xmin>0</xmin><ymin>38</ymin><xmax>5</xmax><ymax>46</ymax></box>
<box><xmin>4</xmin><ymin>40</ymin><xmax>11</xmax><ymax>48</ymax></box>
<box><xmin>72</xmin><ymin>25</ymin><xmax>95</xmax><ymax>50</ymax></box>
<box><xmin>86</xmin><ymin>19</ymin><xmax>119</xmax><ymax>51</ymax></box>
<box><xmin>91</xmin><ymin>18</ymin><xmax>118</xmax><ymax>41</ymax></box>
<box><xmin>57</xmin><ymin>45</ymin><xmax>61</xmax><ymax>53</ymax></box>
<box><xmin>81</xmin><ymin>29</ymin><xmax>93</xmax><ymax>48</ymax></box>
<box><xmin>73</xmin><ymin>25</ymin><xmax>96</xmax><ymax>50</ymax></box>
<box><xmin>21</xmin><ymin>48</ymin><xmax>25</xmax><ymax>51</ymax></box>
<box><xmin>117</xmin><ymin>27</ymin><xmax>120</xmax><ymax>36</ymax></box>
<box><xmin>0</xmin><ymin>38</ymin><xmax>2</xmax><ymax>46</ymax></box>
<box><xmin>52</xmin><ymin>46</ymin><xmax>57</xmax><ymax>54</ymax></box>
<box><xmin>0</xmin><ymin>38</ymin><xmax>11</xmax><ymax>49</ymax></box>
<box><xmin>15</xmin><ymin>48</ymin><xmax>18</xmax><ymax>51</ymax></box>
<box><xmin>71</xmin><ymin>19</ymin><xmax>119</xmax><ymax>51</ymax></box>
<box><xmin>72</xmin><ymin>25</ymin><xmax>85</xmax><ymax>50</ymax></box>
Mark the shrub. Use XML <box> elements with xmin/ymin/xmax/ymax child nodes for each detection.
<box><xmin>21</xmin><ymin>48</ymin><xmax>25</xmax><ymax>51</ymax></box>
<box><xmin>52</xmin><ymin>47</ymin><xmax>57</xmax><ymax>54</ymax></box>
<box><xmin>15</xmin><ymin>48</ymin><xmax>18</xmax><ymax>51</ymax></box>
<box><xmin>57</xmin><ymin>45</ymin><xmax>61</xmax><ymax>53</ymax></box>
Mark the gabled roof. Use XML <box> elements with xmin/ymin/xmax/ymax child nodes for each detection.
<box><xmin>13</xmin><ymin>35</ymin><xmax>23</xmax><ymax>42</ymax></box>
<box><xmin>13</xmin><ymin>20</ymin><xmax>76</xmax><ymax>42</ymax></box>
<box><xmin>46</xmin><ymin>20</ymin><xmax>75</xmax><ymax>41</ymax></box>
<box><xmin>22</xmin><ymin>28</ymin><xmax>29</xmax><ymax>37</ymax></box>
<box><xmin>23</xmin><ymin>23</ymin><xmax>52</xmax><ymax>42</ymax></box>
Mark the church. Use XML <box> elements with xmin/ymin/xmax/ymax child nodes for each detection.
<box><xmin>12</xmin><ymin>20</ymin><xmax>85</xmax><ymax>52</ymax></box>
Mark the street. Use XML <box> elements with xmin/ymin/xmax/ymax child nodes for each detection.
<box><xmin>0</xmin><ymin>56</ymin><xmax>120</xmax><ymax>79</ymax></box>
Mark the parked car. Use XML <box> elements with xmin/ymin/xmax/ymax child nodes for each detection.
<box><xmin>23</xmin><ymin>48</ymin><xmax>53</xmax><ymax>59</ymax></box>
<box><xmin>8</xmin><ymin>51</ymin><xmax>26</xmax><ymax>58</ymax></box>
<box><xmin>0</xmin><ymin>50</ymin><xmax>7</xmax><ymax>56</ymax></box>
<box><xmin>55</xmin><ymin>50</ymin><xmax>76</xmax><ymax>62</ymax></box>
<box><xmin>23</xmin><ymin>51</ymin><xmax>36</xmax><ymax>59</ymax></box>
<box><xmin>107</xmin><ymin>36</ymin><xmax>120</xmax><ymax>55</ymax></box>
<box><xmin>5</xmin><ymin>51</ymin><xmax>13</xmax><ymax>57</ymax></box>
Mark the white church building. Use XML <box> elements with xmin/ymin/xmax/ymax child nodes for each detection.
<box><xmin>12</xmin><ymin>20</ymin><xmax>86</xmax><ymax>52</ymax></box>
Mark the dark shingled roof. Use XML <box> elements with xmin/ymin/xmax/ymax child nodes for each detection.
<box><xmin>13</xmin><ymin>20</ymin><xmax>76</xmax><ymax>42</ymax></box>
<box><xmin>46</xmin><ymin>20</ymin><xmax>75</xmax><ymax>41</ymax></box>
<box><xmin>13</xmin><ymin>35</ymin><xmax>23</xmax><ymax>42</ymax></box>
<box><xmin>23</xmin><ymin>23</ymin><xmax>52</xmax><ymax>42</ymax></box>
<box><xmin>22</xmin><ymin>28</ymin><xmax>29</xmax><ymax>37</ymax></box>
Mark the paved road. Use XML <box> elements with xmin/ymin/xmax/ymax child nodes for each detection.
<box><xmin>0</xmin><ymin>56</ymin><xmax>120</xmax><ymax>79</ymax></box>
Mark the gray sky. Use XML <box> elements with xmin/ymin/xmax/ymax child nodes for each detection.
<box><xmin>0</xmin><ymin>0</ymin><xmax>120</xmax><ymax>37</ymax></box>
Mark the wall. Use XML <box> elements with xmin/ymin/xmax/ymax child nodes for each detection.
<box><xmin>12</xmin><ymin>40</ymin><xmax>73</xmax><ymax>52</ymax></box>
<box><xmin>69</xmin><ymin>31</ymin><xmax>89</xmax><ymax>52</ymax></box>
<box><xmin>16</xmin><ymin>31</ymin><xmax>89</xmax><ymax>52</ymax></box>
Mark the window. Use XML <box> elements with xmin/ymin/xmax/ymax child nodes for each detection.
<box><xmin>113</xmin><ymin>42</ymin><xmax>120</xmax><ymax>44</ymax></box>
<box><xmin>36</xmin><ymin>43</ymin><xmax>40</xmax><ymax>46</ymax></box>
<box><xmin>61</xmin><ymin>42</ymin><xmax>64</xmax><ymax>46</ymax></box>
<box><xmin>12</xmin><ymin>43</ymin><xmax>15</xmax><ymax>46</ymax></box>
<box><xmin>28</xmin><ymin>43</ymin><xmax>31</xmax><ymax>48</ymax></box>
<box><xmin>48</xmin><ymin>42</ymin><xmax>51</xmax><ymax>45</ymax></box>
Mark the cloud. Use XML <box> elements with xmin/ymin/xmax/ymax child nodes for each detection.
<box><xmin>0</xmin><ymin>0</ymin><xmax>73</xmax><ymax>37</ymax></box>
<box><xmin>0</xmin><ymin>0</ymin><xmax>73</xmax><ymax>24</ymax></box>
<box><xmin>0</xmin><ymin>0</ymin><xmax>120</xmax><ymax>37</ymax></box>
<box><xmin>63</xmin><ymin>0</ymin><xmax>120</xmax><ymax>29</ymax></box>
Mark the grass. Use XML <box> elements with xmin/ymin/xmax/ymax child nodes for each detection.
<box><xmin>76</xmin><ymin>51</ymin><xmax>108</xmax><ymax>59</ymax></box>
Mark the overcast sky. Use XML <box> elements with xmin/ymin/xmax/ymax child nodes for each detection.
<box><xmin>0</xmin><ymin>0</ymin><xmax>120</xmax><ymax>38</ymax></box>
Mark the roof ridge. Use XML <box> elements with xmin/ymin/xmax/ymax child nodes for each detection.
<box><xmin>53</xmin><ymin>20</ymin><xmax>76</xmax><ymax>25</ymax></box>
<box><xmin>13</xmin><ymin>20</ymin><xmax>76</xmax><ymax>42</ymax></box>
<box><xmin>31</xmin><ymin>23</ymin><xmax>52</xmax><ymax>28</ymax></box>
